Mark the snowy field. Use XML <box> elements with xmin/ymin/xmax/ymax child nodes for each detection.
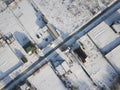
<box><xmin>33</xmin><ymin>0</ymin><xmax>115</xmax><ymax>36</ymax></box>
<box><xmin>0</xmin><ymin>44</ymin><xmax>22</xmax><ymax>80</ymax></box>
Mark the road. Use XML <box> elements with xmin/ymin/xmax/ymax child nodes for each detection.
<box><xmin>3</xmin><ymin>1</ymin><xmax>120</xmax><ymax>90</ymax></box>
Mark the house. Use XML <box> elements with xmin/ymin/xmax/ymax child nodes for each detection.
<box><xmin>106</xmin><ymin>45</ymin><xmax>120</xmax><ymax>74</ymax></box>
<box><xmin>88</xmin><ymin>22</ymin><xmax>120</xmax><ymax>54</ymax></box>
<box><xmin>27</xmin><ymin>62</ymin><xmax>67</xmax><ymax>90</ymax></box>
<box><xmin>0</xmin><ymin>44</ymin><xmax>22</xmax><ymax>80</ymax></box>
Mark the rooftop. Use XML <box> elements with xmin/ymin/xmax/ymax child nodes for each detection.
<box><xmin>51</xmin><ymin>49</ymin><xmax>97</xmax><ymax>89</ymax></box>
<box><xmin>88</xmin><ymin>22</ymin><xmax>120</xmax><ymax>54</ymax></box>
<box><xmin>9</xmin><ymin>0</ymin><xmax>56</xmax><ymax>49</ymax></box>
<box><xmin>76</xmin><ymin>35</ymin><xmax>118</xmax><ymax>88</ymax></box>
<box><xmin>112</xmin><ymin>23</ymin><xmax>120</xmax><ymax>33</ymax></box>
<box><xmin>28</xmin><ymin>62</ymin><xmax>67</xmax><ymax>90</ymax></box>
<box><xmin>106</xmin><ymin>45</ymin><xmax>120</xmax><ymax>74</ymax></box>
<box><xmin>0</xmin><ymin>3</ymin><xmax>41</xmax><ymax>88</ymax></box>
<box><xmin>0</xmin><ymin>44</ymin><xmax>22</xmax><ymax>80</ymax></box>
<box><xmin>32</xmin><ymin>0</ymin><xmax>115</xmax><ymax>36</ymax></box>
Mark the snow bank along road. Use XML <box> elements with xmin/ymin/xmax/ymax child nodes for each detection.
<box><xmin>3</xmin><ymin>1</ymin><xmax>120</xmax><ymax>90</ymax></box>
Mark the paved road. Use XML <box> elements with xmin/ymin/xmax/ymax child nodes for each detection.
<box><xmin>3</xmin><ymin>1</ymin><xmax>120</xmax><ymax>90</ymax></box>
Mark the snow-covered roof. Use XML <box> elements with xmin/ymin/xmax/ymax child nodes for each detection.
<box><xmin>53</xmin><ymin>49</ymin><xmax>97</xmax><ymax>90</ymax></box>
<box><xmin>88</xmin><ymin>22</ymin><xmax>120</xmax><ymax>54</ymax></box>
<box><xmin>0</xmin><ymin>8</ymin><xmax>32</xmax><ymax>56</ymax></box>
<box><xmin>10</xmin><ymin>0</ymin><xmax>54</xmax><ymax>49</ymax></box>
<box><xmin>112</xmin><ymin>23</ymin><xmax>120</xmax><ymax>33</ymax></box>
<box><xmin>77</xmin><ymin>35</ymin><xmax>118</xmax><ymax>88</ymax></box>
<box><xmin>28</xmin><ymin>62</ymin><xmax>67</xmax><ymax>90</ymax></box>
<box><xmin>0</xmin><ymin>0</ymin><xmax>119</xmax><ymax>89</ymax></box>
<box><xmin>0</xmin><ymin>44</ymin><xmax>22</xmax><ymax>80</ymax></box>
<box><xmin>106</xmin><ymin>45</ymin><xmax>120</xmax><ymax>73</ymax></box>
<box><xmin>0</xmin><ymin>4</ymin><xmax>41</xmax><ymax>89</ymax></box>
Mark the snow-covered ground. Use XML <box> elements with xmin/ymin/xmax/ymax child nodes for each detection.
<box><xmin>33</xmin><ymin>0</ymin><xmax>93</xmax><ymax>35</ymax></box>
<box><xmin>0</xmin><ymin>6</ymin><xmax>41</xmax><ymax>89</ymax></box>
<box><xmin>0</xmin><ymin>0</ymin><xmax>119</xmax><ymax>89</ymax></box>
<box><xmin>49</xmin><ymin>49</ymin><xmax>97</xmax><ymax>90</ymax></box>
<box><xmin>0</xmin><ymin>7</ymin><xmax>40</xmax><ymax>61</ymax></box>
<box><xmin>10</xmin><ymin>0</ymin><xmax>54</xmax><ymax>49</ymax></box>
<box><xmin>32</xmin><ymin>0</ymin><xmax>116</xmax><ymax>36</ymax></box>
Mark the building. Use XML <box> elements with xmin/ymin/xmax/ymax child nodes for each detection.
<box><xmin>47</xmin><ymin>23</ymin><xmax>60</xmax><ymax>40</ymax></box>
<box><xmin>74</xmin><ymin>35</ymin><xmax>119</xmax><ymax>89</ymax></box>
<box><xmin>10</xmin><ymin>0</ymin><xmax>56</xmax><ymax>49</ymax></box>
<box><xmin>88</xmin><ymin>22</ymin><xmax>120</xmax><ymax>54</ymax></box>
<box><xmin>106</xmin><ymin>45</ymin><xmax>120</xmax><ymax>74</ymax></box>
<box><xmin>0</xmin><ymin>2</ymin><xmax>42</xmax><ymax>89</ymax></box>
<box><xmin>50</xmin><ymin>49</ymin><xmax>97</xmax><ymax>90</ymax></box>
<box><xmin>112</xmin><ymin>21</ymin><xmax>120</xmax><ymax>34</ymax></box>
<box><xmin>0</xmin><ymin>1</ymin><xmax>7</xmax><ymax>13</ymax></box>
<box><xmin>0</xmin><ymin>44</ymin><xmax>22</xmax><ymax>80</ymax></box>
<box><xmin>27</xmin><ymin>62</ymin><xmax>67</xmax><ymax>90</ymax></box>
<box><xmin>0</xmin><ymin>0</ymin><xmax>120</xmax><ymax>89</ymax></box>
